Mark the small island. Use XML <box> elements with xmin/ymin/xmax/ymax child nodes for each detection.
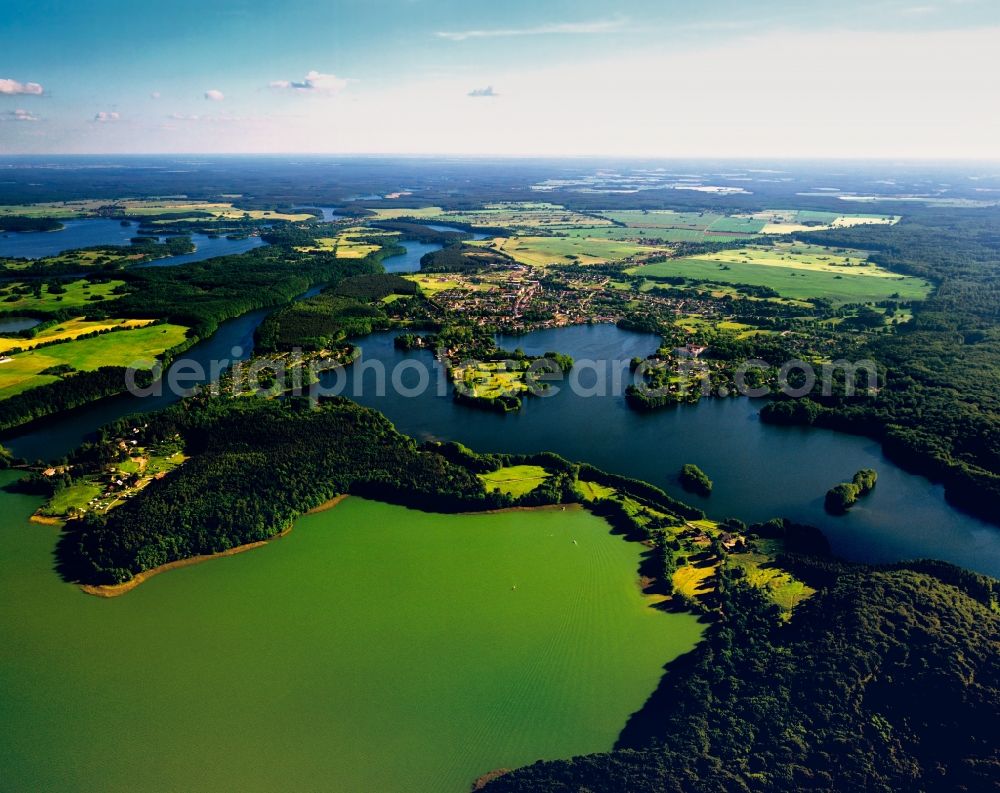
<box><xmin>825</xmin><ymin>468</ymin><xmax>878</xmax><ymax>514</ymax></box>
<box><xmin>679</xmin><ymin>463</ymin><xmax>713</xmax><ymax>497</ymax></box>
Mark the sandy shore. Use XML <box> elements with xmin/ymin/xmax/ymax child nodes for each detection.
<box><xmin>29</xmin><ymin>514</ymin><xmax>64</xmax><ymax>526</ymax></box>
<box><xmin>305</xmin><ymin>493</ymin><xmax>350</xmax><ymax>514</ymax></box>
<box><xmin>78</xmin><ymin>496</ymin><xmax>580</xmax><ymax>598</ymax></box>
<box><xmin>79</xmin><ymin>525</ymin><xmax>293</xmax><ymax>598</ymax></box>
<box><xmin>460</xmin><ymin>502</ymin><xmax>584</xmax><ymax>516</ymax></box>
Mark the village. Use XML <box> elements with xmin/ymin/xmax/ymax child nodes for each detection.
<box><xmin>31</xmin><ymin>426</ymin><xmax>187</xmax><ymax>523</ymax></box>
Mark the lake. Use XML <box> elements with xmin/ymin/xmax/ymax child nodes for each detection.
<box><xmin>0</xmin><ymin>217</ymin><xmax>265</xmax><ymax>265</ymax></box>
<box><xmin>0</xmin><ymin>316</ymin><xmax>41</xmax><ymax>333</ymax></box>
<box><xmin>0</xmin><ymin>478</ymin><xmax>702</xmax><ymax>792</ymax></box>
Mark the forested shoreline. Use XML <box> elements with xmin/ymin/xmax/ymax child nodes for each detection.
<box><xmin>0</xmin><ymin>244</ymin><xmax>386</xmax><ymax>434</ymax></box>
<box><xmin>759</xmin><ymin>207</ymin><xmax>1000</xmax><ymax>521</ymax></box>
<box><xmin>483</xmin><ymin>559</ymin><xmax>999</xmax><ymax>793</ymax></box>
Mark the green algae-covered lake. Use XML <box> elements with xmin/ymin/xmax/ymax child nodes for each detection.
<box><xmin>0</xmin><ymin>472</ymin><xmax>703</xmax><ymax>792</ymax></box>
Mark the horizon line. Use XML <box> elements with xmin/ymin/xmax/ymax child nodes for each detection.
<box><xmin>2</xmin><ymin>152</ymin><xmax>1000</xmax><ymax>163</ymax></box>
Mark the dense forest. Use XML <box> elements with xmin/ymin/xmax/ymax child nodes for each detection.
<box><xmin>484</xmin><ymin>560</ymin><xmax>1000</xmax><ymax>793</ymax></box>
<box><xmin>58</xmin><ymin>397</ymin><xmax>497</xmax><ymax>584</ymax></box>
<box><xmin>111</xmin><ymin>245</ymin><xmax>375</xmax><ymax>338</ymax></box>
<box><xmin>254</xmin><ymin>272</ymin><xmax>418</xmax><ymax>352</ymax></box>
<box><xmin>420</xmin><ymin>242</ymin><xmax>514</xmax><ymax>273</ymax></box>
<box><xmin>54</xmin><ymin>398</ymin><xmax>711</xmax><ymax>586</ymax></box>
<box><xmin>0</xmin><ymin>216</ymin><xmax>63</xmax><ymax>232</ymax></box>
<box><xmin>679</xmin><ymin>463</ymin><xmax>712</xmax><ymax>496</ymax></box>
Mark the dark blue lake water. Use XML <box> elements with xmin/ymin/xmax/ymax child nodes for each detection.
<box><xmin>0</xmin><ymin>218</ymin><xmax>265</xmax><ymax>265</ymax></box>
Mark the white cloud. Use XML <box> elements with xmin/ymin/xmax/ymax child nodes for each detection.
<box><xmin>150</xmin><ymin>91</ymin><xmax>161</xmax><ymax>99</ymax></box>
<box><xmin>269</xmin><ymin>70</ymin><xmax>350</xmax><ymax>94</ymax></box>
<box><xmin>437</xmin><ymin>17</ymin><xmax>625</xmax><ymax>41</ymax></box>
<box><xmin>3</xmin><ymin>108</ymin><xmax>39</xmax><ymax>122</ymax></box>
<box><xmin>168</xmin><ymin>112</ymin><xmax>241</xmax><ymax>123</ymax></box>
<box><xmin>468</xmin><ymin>86</ymin><xmax>498</xmax><ymax>98</ymax></box>
<box><xmin>204</xmin><ymin>89</ymin><xmax>225</xmax><ymax>101</ymax></box>
<box><xmin>93</xmin><ymin>111</ymin><xmax>120</xmax><ymax>122</ymax></box>
<box><xmin>0</xmin><ymin>78</ymin><xmax>44</xmax><ymax>95</ymax></box>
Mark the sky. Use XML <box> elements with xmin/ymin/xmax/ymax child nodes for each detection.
<box><xmin>1</xmin><ymin>0</ymin><xmax>999</xmax><ymax>158</ymax></box>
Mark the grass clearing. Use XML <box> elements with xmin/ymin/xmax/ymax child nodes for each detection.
<box><xmin>0</xmin><ymin>280</ymin><xmax>127</xmax><ymax>313</ymax></box>
<box><xmin>574</xmin><ymin>480</ymin><xmax>617</xmax><ymax>501</ymax></box>
<box><xmin>454</xmin><ymin>361</ymin><xmax>531</xmax><ymax>399</ymax></box>
<box><xmin>729</xmin><ymin>552</ymin><xmax>816</xmax><ymax>615</ymax></box>
<box><xmin>478</xmin><ymin>465</ymin><xmax>551</xmax><ymax>497</ymax></box>
<box><xmin>295</xmin><ymin>227</ymin><xmax>396</xmax><ymax>258</ymax></box>
<box><xmin>673</xmin><ymin>561</ymin><xmax>717</xmax><ymax>598</ymax></box>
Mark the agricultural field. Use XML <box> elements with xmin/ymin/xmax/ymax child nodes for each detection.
<box><xmin>0</xmin><ymin>279</ymin><xmax>127</xmax><ymax>312</ymax></box>
<box><xmin>478</xmin><ymin>465</ymin><xmax>551</xmax><ymax>497</ymax></box>
<box><xmin>746</xmin><ymin>208</ymin><xmax>899</xmax><ymax>234</ymax></box>
<box><xmin>598</xmin><ymin>209</ymin><xmax>763</xmax><ymax>238</ymax></box>
<box><xmin>370</xmin><ymin>202</ymin><xmax>609</xmax><ymax>230</ymax></box>
<box><xmin>0</xmin><ymin>322</ymin><xmax>188</xmax><ymax>399</ymax></box>
<box><xmin>0</xmin><ymin>317</ymin><xmax>156</xmax><ymax>353</ymax></box>
<box><xmin>295</xmin><ymin>226</ymin><xmax>397</xmax><ymax>258</ymax></box>
<box><xmin>479</xmin><ymin>235</ymin><xmax>666</xmax><ymax>267</ymax></box>
<box><xmin>592</xmin><ymin>208</ymin><xmax>897</xmax><ymax>241</ymax></box>
<box><xmin>363</xmin><ymin>203</ymin><xmax>899</xmax><ymax>252</ymax></box>
<box><xmin>629</xmin><ymin>243</ymin><xmax>931</xmax><ymax>304</ymax></box>
<box><xmin>556</xmin><ymin>225</ymin><xmax>753</xmax><ymax>244</ymax></box>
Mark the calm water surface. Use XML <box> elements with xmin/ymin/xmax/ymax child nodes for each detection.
<box><xmin>0</xmin><ymin>482</ymin><xmax>701</xmax><ymax>792</ymax></box>
<box><xmin>0</xmin><ymin>217</ymin><xmax>265</xmax><ymax>265</ymax></box>
<box><xmin>0</xmin><ymin>316</ymin><xmax>41</xmax><ymax>333</ymax></box>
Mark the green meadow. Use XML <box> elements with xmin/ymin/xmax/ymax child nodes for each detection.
<box><xmin>0</xmin><ymin>322</ymin><xmax>188</xmax><ymax>399</ymax></box>
<box><xmin>556</xmin><ymin>225</ymin><xmax>752</xmax><ymax>243</ymax></box>
<box><xmin>484</xmin><ymin>235</ymin><xmax>664</xmax><ymax>267</ymax></box>
<box><xmin>0</xmin><ymin>279</ymin><xmax>128</xmax><ymax>312</ymax></box>
<box><xmin>479</xmin><ymin>464</ymin><xmax>551</xmax><ymax>496</ymax></box>
<box><xmin>630</xmin><ymin>244</ymin><xmax>931</xmax><ymax>304</ymax></box>
<box><xmin>0</xmin><ymin>483</ymin><xmax>703</xmax><ymax>793</ymax></box>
